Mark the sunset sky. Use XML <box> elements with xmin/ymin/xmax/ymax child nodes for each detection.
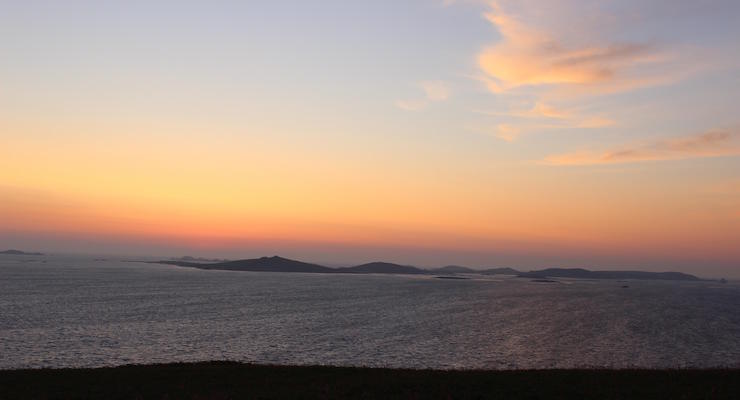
<box><xmin>2</xmin><ymin>1</ymin><xmax>739</xmax><ymax>277</ymax></box>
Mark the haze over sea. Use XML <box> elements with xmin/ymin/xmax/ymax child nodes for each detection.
<box><xmin>2</xmin><ymin>254</ymin><xmax>739</xmax><ymax>370</ymax></box>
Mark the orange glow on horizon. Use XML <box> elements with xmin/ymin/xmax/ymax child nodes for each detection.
<box><xmin>1</xmin><ymin>0</ymin><xmax>739</xmax><ymax>275</ymax></box>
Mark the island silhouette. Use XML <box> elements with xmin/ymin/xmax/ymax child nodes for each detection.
<box><xmin>0</xmin><ymin>249</ymin><xmax>45</xmax><ymax>256</ymax></box>
<box><xmin>156</xmin><ymin>255</ymin><xmax>701</xmax><ymax>281</ymax></box>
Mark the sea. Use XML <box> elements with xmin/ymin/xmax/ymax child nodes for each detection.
<box><xmin>1</xmin><ymin>254</ymin><xmax>739</xmax><ymax>370</ymax></box>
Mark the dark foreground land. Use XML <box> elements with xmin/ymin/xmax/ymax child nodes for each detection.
<box><xmin>1</xmin><ymin>362</ymin><xmax>738</xmax><ymax>399</ymax></box>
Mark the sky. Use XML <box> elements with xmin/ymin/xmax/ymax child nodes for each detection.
<box><xmin>2</xmin><ymin>0</ymin><xmax>740</xmax><ymax>277</ymax></box>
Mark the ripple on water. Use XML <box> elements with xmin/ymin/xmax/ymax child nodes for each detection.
<box><xmin>1</xmin><ymin>257</ymin><xmax>739</xmax><ymax>369</ymax></box>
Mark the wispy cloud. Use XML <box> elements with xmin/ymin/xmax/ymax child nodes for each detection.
<box><xmin>469</xmin><ymin>1</ymin><xmax>704</xmax><ymax>142</ymax></box>
<box><xmin>576</xmin><ymin>116</ymin><xmax>615</xmax><ymax>129</ymax></box>
<box><xmin>495</xmin><ymin>124</ymin><xmax>520</xmax><ymax>142</ymax></box>
<box><xmin>526</xmin><ymin>102</ymin><xmax>570</xmax><ymax>119</ymax></box>
<box><xmin>544</xmin><ymin>130</ymin><xmax>740</xmax><ymax>165</ymax></box>
<box><xmin>396</xmin><ymin>80</ymin><xmax>450</xmax><ymax>111</ymax></box>
<box><xmin>478</xmin><ymin>2</ymin><xmax>668</xmax><ymax>94</ymax></box>
<box><xmin>395</xmin><ymin>99</ymin><xmax>428</xmax><ymax>111</ymax></box>
<box><xmin>475</xmin><ymin>102</ymin><xmax>572</xmax><ymax>119</ymax></box>
<box><xmin>704</xmin><ymin>180</ymin><xmax>740</xmax><ymax>197</ymax></box>
<box><xmin>420</xmin><ymin>80</ymin><xmax>450</xmax><ymax>101</ymax></box>
<box><xmin>474</xmin><ymin>102</ymin><xmax>615</xmax><ymax>141</ymax></box>
<box><xmin>514</xmin><ymin>102</ymin><xmax>615</xmax><ymax>129</ymax></box>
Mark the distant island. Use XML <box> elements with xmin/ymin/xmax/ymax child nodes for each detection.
<box><xmin>0</xmin><ymin>249</ymin><xmax>44</xmax><ymax>256</ymax></box>
<box><xmin>157</xmin><ymin>257</ymin><xmax>426</xmax><ymax>275</ymax></box>
<box><xmin>155</xmin><ymin>256</ymin><xmax>701</xmax><ymax>281</ymax></box>
<box><xmin>166</xmin><ymin>256</ymin><xmax>334</xmax><ymax>273</ymax></box>
<box><xmin>341</xmin><ymin>261</ymin><xmax>426</xmax><ymax>275</ymax></box>
<box><xmin>520</xmin><ymin>268</ymin><xmax>701</xmax><ymax>281</ymax></box>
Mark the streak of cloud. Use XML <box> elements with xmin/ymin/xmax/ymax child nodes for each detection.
<box><xmin>544</xmin><ymin>130</ymin><xmax>740</xmax><ymax>165</ymax></box>
<box><xmin>469</xmin><ymin>1</ymin><xmax>710</xmax><ymax>142</ymax></box>
<box><xmin>420</xmin><ymin>80</ymin><xmax>450</xmax><ymax>101</ymax></box>
<box><xmin>396</xmin><ymin>80</ymin><xmax>450</xmax><ymax>111</ymax></box>
<box><xmin>495</xmin><ymin>124</ymin><xmax>520</xmax><ymax>141</ymax></box>
<box><xmin>395</xmin><ymin>99</ymin><xmax>428</xmax><ymax>111</ymax></box>
<box><xmin>477</xmin><ymin>2</ymin><xmax>668</xmax><ymax>93</ymax></box>
<box><xmin>474</xmin><ymin>102</ymin><xmax>615</xmax><ymax>141</ymax></box>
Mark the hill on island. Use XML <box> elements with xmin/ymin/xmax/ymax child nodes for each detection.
<box><xmin>340</xmin><ymin>262</ymin><xmax>426</xmax><ymax>274</ymax></box>
<box><xmin>160</xmin><ymin>256</ymin><xmax>334</xmax><ymax>273</ymax></box>
<box><xmin>155</xmin><ymin>256</ymin><xmax>702</xmax><ymax>280</ymax></box>
<box><xmin>520</xmin><ymin>268</ymin><xmax>700</xmax><ymax>281</ymax></box>
<box><xmin>0</xmin><ymin>249</ymin><xmax>44</xmax><ymax>256</ymax></box>
<box><xmin>159</xmin><ymin>257</ymin><xmax>426</xmax><ymax>275</ymax></box>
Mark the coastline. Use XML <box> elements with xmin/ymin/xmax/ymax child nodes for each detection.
<box><xmin>1</xmin><ymin>361</ymin><xmax>738</xmax><ymax>399</ymax></box>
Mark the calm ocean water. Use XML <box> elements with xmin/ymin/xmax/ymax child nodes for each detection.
<box><xmin>1</xmin><ymin>255</ymin><xmax>739</xmax><ymax>370</ymax></box>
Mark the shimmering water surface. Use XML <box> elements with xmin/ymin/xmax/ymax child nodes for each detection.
<box><xmin>1</xmin><ymin>255</ymin><xmax>739</xmax><ymax>370</ymax></box>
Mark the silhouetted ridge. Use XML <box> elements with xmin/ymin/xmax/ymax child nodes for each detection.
<box><xmin>0</xmin><ymin>249</ymin><xmax>44</xmax><ymax>256</ymax></box>
<box><xmin>339</xmin><ymin>262</ymin><xmax>426</xmax><ymax>274</ymax></box>
<box><xmin>519</xmin><ymin>268</ymin><xmax>700</xmax><ymax>281</ymax></box>
<box><xmin>156</xmin><ymin>257</ymin><xmax>700</xmax><ymax>280</ymax></box>
<box><xmin>160</xmin><ymin>256</ymin><xmax>333</xmax><ymax>273</ymax></box>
